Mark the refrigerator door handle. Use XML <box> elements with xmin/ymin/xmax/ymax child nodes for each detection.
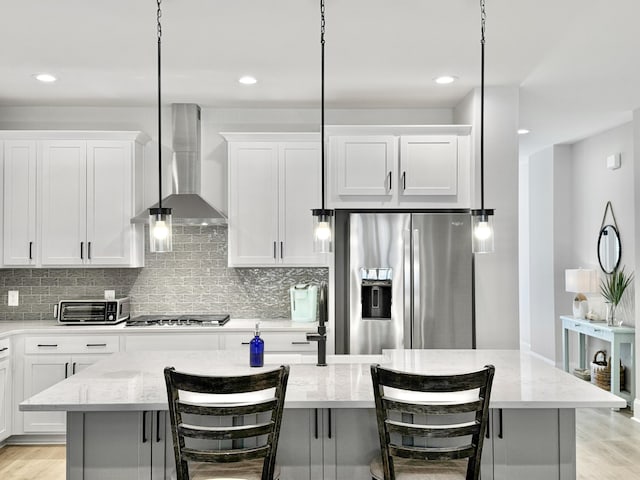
<box><xmin>412</xmin><ymin>228</ymin><xmax>421</xmax><ymax>349</ymax></box>
<box><xmin>403</xmin><ymin>228</ymin><xmax>412</xmax><ymax>349</ymax></box>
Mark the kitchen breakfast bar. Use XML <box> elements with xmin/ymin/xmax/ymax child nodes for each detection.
<box><xmin>20</xmin><ymin>349</ymin><xmax>624</xmax><ymax>480</ymax></box>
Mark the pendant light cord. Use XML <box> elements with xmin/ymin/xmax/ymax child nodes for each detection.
<box><xmin>320</xmin><ymin>0</ymin><xmax>326</xmax><ymax>210</ymax></box>
<box><xmin>157</xmin><ymin>0</ymin><xmax>163</xmax><ymax>210</ymax></box>
<box><xmin>480</xmin><ymin>0</ymin><xmax>486</xmax><ymax>211</ymax></box>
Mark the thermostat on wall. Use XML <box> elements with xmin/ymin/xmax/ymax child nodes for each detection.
<box><xmin>606</xmin><ymin>153</ymin><xmax>621</xmax><ymax>170</ymax></box>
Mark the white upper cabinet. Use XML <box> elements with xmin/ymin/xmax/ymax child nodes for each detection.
<box><xmin>326</xmin><ymin>126</ymin><xmax>471</xmax><ymax>209</ymax></box>
<box><xmin>224</xmin><ymin>133</ymin><xmax>326</xmax><ymax>267</ymax></box>
<box><xmin>399</xmin><ymin>135</ymin><xmax>458</xmax><ymax>196</ymax></box>
<box><xmin>331</xmin><ymin>136</ymin><xmax>396</xmax><ymax>197</ymax></box>
<box><xmin>0</xmin><ymin>131</ymin><xmax>148</xmax><ymax>268</ymax></box>
<box><xmin>3</xmin><ymin>141</ymin><xmax>37</xmax><ymax>265</ymax></box>
<box><xmin>40</xmin><ymin>140</ymin><xmax>87</xmax><ymax>266</ymax></box>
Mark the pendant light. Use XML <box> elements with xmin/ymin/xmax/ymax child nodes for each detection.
<box><xmin>471</xmin><ymin>0</ymin><xmax>495</xmax><ymax>254</ymax></box>
<box><xmin>311</xmin><ymin>0</ymin><xmax>334</xmax><ymax>253</ymax></box>
<box><xmin>149</xmin><ymin>0</ymin><xmax>173</xmax><ymax>253</ymax></box>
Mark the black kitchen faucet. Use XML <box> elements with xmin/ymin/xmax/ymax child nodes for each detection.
<box><xmin>306</xmin><ymin>281</ymin><xmax>328</xmax><ymax>367</ymax></box>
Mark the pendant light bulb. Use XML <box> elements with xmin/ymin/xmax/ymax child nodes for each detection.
<box><xmin>471</xmin><ymin>209</ymin><xmax>494</xmax><ymax>254</ymax></box>
<box><xmin>153</xmin><ymin>220</ymin><xmax>169</xmax><ymax>240</ymax></box>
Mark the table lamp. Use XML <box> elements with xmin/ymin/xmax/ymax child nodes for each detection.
<box><xmin>565</xmin><ymin>269</ymin><xmax>598</xmax><ymax>319</ymax></box>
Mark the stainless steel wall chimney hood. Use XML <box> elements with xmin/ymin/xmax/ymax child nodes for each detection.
<box><xmin>132</xmin><ymin>103</ymin><xmax>227</xmax><ymax>225</ymax></box>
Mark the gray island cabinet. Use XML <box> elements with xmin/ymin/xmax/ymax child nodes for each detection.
<box><xmin>20</xmin><ymin>349</ymin><xmax>624</xmax><ymax>480</ymax></box>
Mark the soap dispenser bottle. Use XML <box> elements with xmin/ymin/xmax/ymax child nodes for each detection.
<box><xmin>249</xmin><ymin>322</ymin><xmax>264</xmax><ymax>367</ymax></box>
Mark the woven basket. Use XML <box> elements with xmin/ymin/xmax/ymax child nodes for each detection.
<box><xmin>591</xmin><ymin>350</ymin><xmax>625</xmax><ymax>391</ymax></box>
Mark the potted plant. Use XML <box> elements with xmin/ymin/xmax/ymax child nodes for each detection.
<box><xmin>600</xmin><ymin>267</ymin><xmax>634</xmax><ymax>326</ymax></box>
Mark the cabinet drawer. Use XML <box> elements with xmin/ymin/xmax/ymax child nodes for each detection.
<box><xmin>123</xmin><ymin>333</ymin><xmax>220</xmax><ymax>351</ymax></box>
<box><xmin>223</xmin><ymin>331</ymin><xmax>316</xmax><ymax>353</ymax></box>
<box><xmin>25</xmin><ymin>335</ymin><xmax>119</xmax><ymax>354</ymax></box>
<box><xmin>0</xmin><ymin>338</ymin><xmax>9</xmax><ymax>359</ymax></box>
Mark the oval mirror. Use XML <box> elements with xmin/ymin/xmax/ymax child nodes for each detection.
<box><xmin>597</xmin><ymin>224</ymin><xmax>621</xmax><ymax>273</ymax></box>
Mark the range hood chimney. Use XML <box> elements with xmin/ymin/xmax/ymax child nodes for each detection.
<box><xmin>132</xmin><ymin>103</ymin><xmax>227</xmax><ymax>225</ymax></box>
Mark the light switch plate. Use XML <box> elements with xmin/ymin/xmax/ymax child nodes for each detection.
<box><xmin>606</xmin><ymin>153</ymin><xmax>621</xmax><ymax>170</ymax></box>
<box><xmin>8</xmin><ymin>290</ymin><xmax>19</xmax><ymax>306</ymax></box>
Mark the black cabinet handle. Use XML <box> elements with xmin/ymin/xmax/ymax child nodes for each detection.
<box><xmin>156</xmin><ymin>411</ymin><xmax>162</xmax><ymax>442</ymax></box>
<box><xmin>142</xmin><ymin>411</ymin><xmax>148</xmax><ymax>443</ymax></box>
<box><xmin>280</xmin><ymin>241</ymin><xmax>284</xmax><ymax>259</ymax></box>
<box><xmin>273</xmin><ymin>241</ymin><xmax>277</xmax><ymax>259</ymax></box>
<box><xmin>498</xmin><ymin>409</ymin><xmax>503</xmax><ymax>439</ymax></box>
<box><xmin>37</xmin><ymin>344</ymin><xmax>58</xmax><ymax>347</ymax></box>
<box><xmin>0</xmin><ymin>347</ymin><xmax>8</xmax><ymax>353</ymax></box>
<box><xmin>86</xmin><ymin>343</ymin><xmax>107</xmax><ymax>347</ymax></box>
<box><xmin>80</xmin><ymin>242</ymin><xmax>84</xmax><ymax>260</ymax></box>
<box><xmin>327</xmin><ymin>408</ymin><xmax>332</xmax><ymax>439</ymax></box>
<box><xmin>64</xmin><ymin>362</ymin><xmax>69</xmax><ymax>379</ymax></box>
<box><xmin>485</xmin><ymin>417</ymin><xmax>490</xmax><ymax>438</ymax></box>
<box><xmin>314</xmin><ymin>408</ymin><xmax>318</xmax><ymax>439</ymax></box>
<box><xmin>388</xmin><ymin>171</ymin><xmax>392</xmax><ymax>191</ymax></box>
<box><xmin>241</xmin><ymin>342</ymin><xmax>251</xmax><ymax>345</ymax></box>
<box><xmin>88</xmin><ymin>242</ymin><xmax>91</xmax><ymax>260</ymax></box>
<box><xmin>402</xmin><ymin>171</ymin><xmax>406</xmax><ymax>190</ymax></box>
<box><xmin>29</xmin><ymin>241</ymin><xmax>33</xmax><ymax>260</ymax></box>
<box><xmin>72</xmin><ymin>362</ymin><xmax>77</xmax><ymax>375</ymax></box>
<box><xmin>291</xmin><ymin>341</ymin><xmax>311</xmax><ymax>345</ymax></box>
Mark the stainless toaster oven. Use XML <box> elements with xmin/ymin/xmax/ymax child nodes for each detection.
<box><xmin>56</xmin><ymin>297</ymin><xmax>130</xmax><ymax>325</ymax></box>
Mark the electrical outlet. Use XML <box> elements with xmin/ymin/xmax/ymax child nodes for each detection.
<box><xmin>8</xmin><ymin>290</ymin><xmax>19</xmax><ymax>306</ymax></box>
<box><xmin>104</xmin><ymin>290</ymin><xmax>116</xmax><ymax>300</ymax></box>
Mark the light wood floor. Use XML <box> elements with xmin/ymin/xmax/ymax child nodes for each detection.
<box><xmin>0</xmin><ymin>408</ymin><xmax>638</xmax><ymax>479</ymax></box>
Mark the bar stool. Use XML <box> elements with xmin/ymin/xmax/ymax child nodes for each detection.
<box><xmin>164</xmin><ymin>365</ymin><xmax>289</xmax><ymax>480</ymax></box>
<box><xmin>369</xmin><ymin>363</ymin><xmax>495</xmax><ymax>480</ymax></box>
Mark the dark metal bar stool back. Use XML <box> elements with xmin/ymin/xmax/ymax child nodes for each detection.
<box><xmin>370</xmin><ymin>364</ymin><xmax>495</xmax><ymax>480</ymax></box>
<box><xmin>164</xmin><ymin>365</ymin><xmax>290</xmax><ymax>480</ymax></box>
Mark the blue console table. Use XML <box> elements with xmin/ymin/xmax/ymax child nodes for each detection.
<box><xmin>561</xmin><ymin>315</ymin><xmax>635</xmax><ymax>406</ymax></box>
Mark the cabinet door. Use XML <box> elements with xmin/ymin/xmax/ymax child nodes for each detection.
<box><xmin>278</xmin><ymin>143</ymin><xmax>324</xmax><ymax>265</ymax></box>
<box><xmin>399</xmin><ymin>135</ymin><xmax>457</xmax><ymax>196</ymax></box>
<box><xmin>70</xmin><ymin>353</ymin><xmax>113</xmax><ymax>375</ymax></box>
<box><xmin>492</xmin><ymin>409</ymin><xmax>561</xmax><ymax>480</ymax></box>
<box><xmin>228</xmin><ymin>143</ymin><xmax>279</xmax><ymax>266</ymax></box>
<box><xmin>23</xmin><ymin>355</ymin><xmax>69</xmax><ymax>433</ymax></box>
<box><xmin>3</xmin><ymin>140</ymin><xmax>37</xmax><ymax>265</ymax></box>
<box><xmin>331</xmin><ymin>136</ymin><xmax>396</xmax><ymax>196</ymax></box>
<box><xmin>80</xmin><ymin>411</ymin><xmax>152</xmax><ymax>480</ymax></box>
<box><xmin>40</xmin><ymin>140</ymin><xmax>87</xmax><ymax>266</ymax></box>
<box><xmin>0</xmin><ymin>358</ymin><xmax>10</xmax><ymax>441</ymax></box>
<box><xmin>86</xmin><ymin>141</ymin><xmax>133</xmax><ymax>265</ymax></box>
<box><xmin>277</xmin><ymin>409</ymin><xmax>313</xmax><ymax>480</ymax></box>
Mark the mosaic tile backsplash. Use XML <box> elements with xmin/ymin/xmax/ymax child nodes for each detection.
<box><xmin>0</xmin><ymin>226</ymin><xmax>328</xmax><ymax>321</ymax></box>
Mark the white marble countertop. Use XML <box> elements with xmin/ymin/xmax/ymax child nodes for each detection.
<box><xmin>0</xmin><ymin>318</ymin><xmax>317</xmax><ymax>339</ymax></box>
<box><xmin>20</xmin><ymin>349</ymin><xmax>625</xmax><ymax>411</ymax></box>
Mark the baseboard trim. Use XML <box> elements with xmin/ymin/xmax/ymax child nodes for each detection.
<box><xmin>632</xmin><ymin>399</ymin><xmax>640</xmax><ymax>421</ymax></box>
<box><xmin>526</xmin><ymin>349</ymin><xmax>555</xmax><ymax>366</ymax></box>
<box><xmin>5</xmin><ymin>434</ymin><xmax>66</xmax><ymax>445</ymax></box>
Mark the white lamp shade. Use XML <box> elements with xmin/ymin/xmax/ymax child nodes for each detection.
<box><xmin>564</xmin><ymin>269</ymin><xmax>598</xmax><ymax>294</ymax></box>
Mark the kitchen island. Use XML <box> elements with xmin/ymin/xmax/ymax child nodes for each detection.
<box><xmin>20</xmin><ymin>349</ymin><xmax>624</xmax><ymax>480</ymax></box>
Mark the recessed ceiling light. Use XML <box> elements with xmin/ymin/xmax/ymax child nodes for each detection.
<box><xmin>238</xmin><ymin>76</ymin><xmax>257</xmax><ymax>85</ymax></box>
<box><xmin>517</xmin><ymin>129</ymin><xmax>530</xmax><ymax>135</ymax></box>
<box><xmin>33</xmin><ymin>73</ymin><xmax>57</xmax><ymax>83</ymax></box>
<box><xmin>434</xmin><ymin>75</ymin><xmax>457</xmax><ymax>85</ymax></box>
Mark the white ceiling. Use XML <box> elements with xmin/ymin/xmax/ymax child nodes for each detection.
<box><xmin>1</xmin><ymin>0</ymin><xmax>639</xmax><ymax>156</ymax></box>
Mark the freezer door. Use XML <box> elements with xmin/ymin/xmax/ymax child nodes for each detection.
<box><xmin>349</xmin><ymin>213</ymin><xmax>410</xmax><ymax>354</ymax></box>
<box><xmin>411</xmin><ymin>213</ymin><xmax>473</xmax><ymax>349</ymax></box>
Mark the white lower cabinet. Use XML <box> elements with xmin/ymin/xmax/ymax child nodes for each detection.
<box><xmin>68</xmin><ymin>411</ymin><xmax>171</xmax><ymax>480</ymax></box>
<box><xmin>0</xmin><ymin>339</ymin><xmax>11</xmax><ymax>442</ymax></box>
<box><xmin>19</xmin><ymin>335</ymin><xmax>118</xmax><ymax>434</ymax></box>
<box><xmin>221</xmin><ymin>331</ymin><xmax>316</xmax><ymax>354</ymax></box>
<box><xmin>123</xmin><ymin>333</ymin><xmax>220</xmax><ymax>351</ymax></box>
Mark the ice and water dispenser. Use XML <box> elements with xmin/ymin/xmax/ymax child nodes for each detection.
<box><xmin>361</xmin><ymin>268</ymin><xmax>392</xmax><ymax>319</ymax></box>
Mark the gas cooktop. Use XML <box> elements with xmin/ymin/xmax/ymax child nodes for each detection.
<box><xmin>125</xmin><ymin>314</ymin><xmax>230</xmax><ymax>327</ymax></box>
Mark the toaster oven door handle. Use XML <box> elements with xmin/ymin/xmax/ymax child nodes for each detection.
<box><xmin>53</xmin><ymin>304</ymin><xmax>59</xmax><ymax>319</ymax></box>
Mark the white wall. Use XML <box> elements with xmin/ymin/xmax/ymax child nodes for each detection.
<box><xmin>455</xmin><ymin>87</ymin><xmax>521</xmax><ymax>349</ymax></box>
<box><xmin>633</xmin><ymin>108</ymin><xmax>640</xmax><ymax>418</ymax></box>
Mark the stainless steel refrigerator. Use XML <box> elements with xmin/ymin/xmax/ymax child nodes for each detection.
<box><xmin>335</xmin><ymin>212</ymin><xmax>474</xmax><ymax>354</ymax></box>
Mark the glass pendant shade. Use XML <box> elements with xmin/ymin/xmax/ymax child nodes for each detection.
<box><xmin>471</xmin><ymin>209</ymin><xmax>494</xmax><ymax>254</ymax></box>
<box><xmin>149</xmin><ymin>207</ymin><xmax>173</xmax><ymax>253</ymax></box>
<box><xmin>312</xmin><ymin>209</ymin><xmax>334</xmax><ymax>253</ymax></box>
